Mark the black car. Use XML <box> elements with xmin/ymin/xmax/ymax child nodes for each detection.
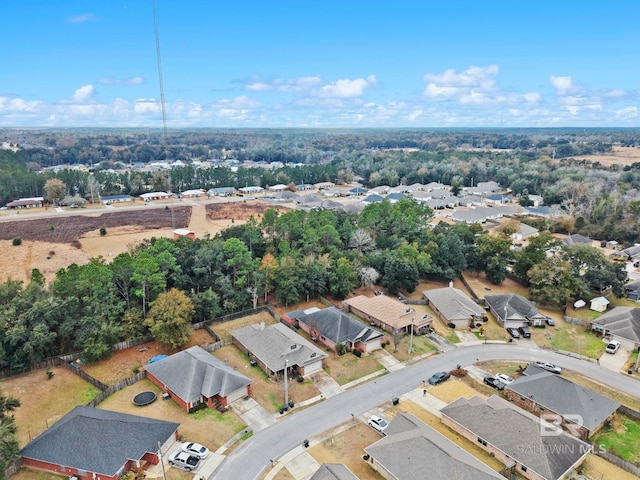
<box><xmin>506</xmin><ymin>327</ymin><xmax>520</xmax><ymax>339</ymax></box>
<box><xmin>428</xmin><ymin>371</ymin><xmax>451</xmax><ymax>385</ymax></box>
<box><xmin>483</xmin><ymin>376</ymin><xmax>505</xmax><ymax>390</ymax></box>
<box><xmin>518</xmin><ymin>326</ymin><xmax>531</xmax><ymax>338</ymax></box>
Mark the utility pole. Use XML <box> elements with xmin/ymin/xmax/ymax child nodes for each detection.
<box><xmin>157</xmin><ymin>441</ymin><xmax>167</xmax><ymax>480</ymax></box>
<box><xmin>408</xmin><ymin>316</ymin><xmax>415</xmax><ymax>354</ymax></box>
<box><xmin>284</xmin><ymin>359</ymin><xmax>289</xmax><ymax>410</ymax></box>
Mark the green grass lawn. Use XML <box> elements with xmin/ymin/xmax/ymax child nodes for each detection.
<box><xmin>548</xmin><ymin>324</ymin><xmax>606</xmax><ymax>359</ymax></box>
<box><xmin>592</xmin><ymin>414</ymin><xmax>640</xmax><ymax>463</ymax></box>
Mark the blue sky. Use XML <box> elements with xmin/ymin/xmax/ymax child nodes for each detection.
<box><xmin>1</xmin><ymin>1</ymin><xmax>639</xmax><ymax>128</ymax></box>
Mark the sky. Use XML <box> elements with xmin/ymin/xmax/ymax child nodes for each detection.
<box><xmin>1</xmin><ymin>1</ymin><xmax>639</xmax><ymax>129</ymax></box>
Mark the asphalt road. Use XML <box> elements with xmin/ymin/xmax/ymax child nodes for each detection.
<box><xmin>212</xmin><ymin>344</ymin><xmax>640</xmax><ymax>480</ymax></box>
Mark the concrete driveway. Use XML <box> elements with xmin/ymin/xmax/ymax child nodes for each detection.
<box><xmin>599</xmin><ymin>341</ymin><xmax>633</xmax><ymax>373</ymax></box>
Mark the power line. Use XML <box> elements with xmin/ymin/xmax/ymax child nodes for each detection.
<box><xmin>152</xmin><ymin>0</ymin><xmax>168</xmax><ymax>138</ymax></box>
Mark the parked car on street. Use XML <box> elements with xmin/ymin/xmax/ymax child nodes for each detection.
<box><xmin>483</xmin><ymin>376</ymin><xmax>505</xmax><ymax>390</ymax></box>
<box><xmin>168</xmin><ymin>451</ymin><xmax>201</xmax><ymax>472</ymax></box>
<box><xmin>535</xmin><ymin>361</ymin><xmax>562</xmax><ymax>373</ymax></box>
<box><xmin>368</xmin><ymin>415</ymin><xmax>388</xmax><ymax>433</ymax></box>
<box><xmin>605</xmin><ymin>340</ymin><xmax>621</xmax><ymax>354</ymax></box>
<box><xmin>506</xmin><ymin>328</ymin><xmax>520</xmax><ymax>339</ymax></box>
<box><xmin>428</xmin><ymin>371</ymin><xmax>451</xmax><ymax>385</ymax></box>
<box><xmin>496</xmin><ymin>373</ymin><xmax>514</xmax><ymax>385</ymax></box>
<box><xmin>181</xmin><ymin>442</ymin><xmax>209</xmax><ymax>459</ymax></box>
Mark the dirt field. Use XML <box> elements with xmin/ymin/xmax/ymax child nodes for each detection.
<box><xmin>577</xmin><ymin>146</ymin><xmax>640</xmax><ymax>167</ymax></box>
<box><xmin>0</xmin><ymin>200</ymin><xmax>291</xmax><ymax>285</ymax></box>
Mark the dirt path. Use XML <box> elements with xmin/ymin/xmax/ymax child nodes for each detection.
<box><xmin>187</xmin><ymin>203</ymin><xmax>212</xmax><ymax>235</ymax></box>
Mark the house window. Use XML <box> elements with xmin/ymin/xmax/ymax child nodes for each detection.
<box><xmin>520</xmin><ymin>396</ymin><xmax>526</xmax><ymax>401</ymax></box>
<box><xmin>521</xmin><ymin>465</ymin><xmax>528</xmax><ymax>472</ymax></box>
<box><xmin>477</xmin><ymin>437</ymin><xmax>487</xmax><ymax>446</ymax></box>
<box><xmin>540</xmin><ymin>406</ymin><xmax>545</xmax><ymax>411</ymax></box>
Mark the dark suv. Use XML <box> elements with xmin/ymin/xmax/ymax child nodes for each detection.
<box><xmin>518</xmin><ymin>326</ymin><xmax>531</xmax><ymax>338</ymax></box>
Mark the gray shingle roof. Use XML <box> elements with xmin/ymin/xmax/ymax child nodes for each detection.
<box><xmin>591</xmin><ymin>306</ymin><xmax>640</xmax><ymax>343</ymax></box>
<box><xmin>145</xmin><ymin>346</ymin><xmax>252</xmax><ymax>404</ymax></box>
<box><xmin>423</xmin><ymin>287</ymin><xmax>485</xmax><ymax>322</ymax></box>
<box><xmin>231</xmin><ymin>323</ymin><xmax>327</xmax><ymax>372</ymax></box>
<box><xmin>310</xmin><ymin>464</ymin><xmax>359</xmax><ymax>480</ymax></box>
<box><xmin>441</xmin><ymin>396</ymin><xmax>591</xmax><ymax>480</ymax></box>
<box><xmin>506</xmin><ymin>372</ymin><xmax>620</xmax><ymax>431</ymax></box>
<box><xmin>20</xmin><ymin>406</ymin><xmax>179</xmax><ymax>477</ymax></box>
<box><xmin>297</xmin><ymin>306</ymin><xmax>383</xmax><ymax>346</ymax></box>
<box><xmin>485</xmin><ymin>294</ymin><xmax>546</xmax><ymax>323</ymax></box>
<box><xmin>364</xmin><ymin>413</ymin><xmax>503</xmax><ymax>480</ymax></box>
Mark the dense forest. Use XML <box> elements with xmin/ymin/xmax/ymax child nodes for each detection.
<box><xmin>0</xmin><ymin>198</ymin><xmax>627</xmax><ymax>373</ymax></box>
<box><xmin>2</xmin><ymin>128</ymin><xmax>640</xmax><ymax>244</ymax></box>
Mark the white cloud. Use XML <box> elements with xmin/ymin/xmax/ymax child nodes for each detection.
<box><xmin>423</xmin><ymin>65</ymin><xmax>539</xmax><ymax>106</ymax></box>
<box><xmin>134</xmin><ymin>99</ymin><xmax>160</xmax><ymax>113</ymax></box>
<box><xmin>549</xmin><ymin>75</ymin><xmax>583</xmax><ymax>96</ymax></box>
<box><xmin>244</xmin><ymin>76</ymin><xmax>322</xmax><ymax>92</ymax></box>
<box><xmin>316</xmin><ymin>75</ymin><xmax>376</xmax><ymax>98</ymax></box>
<box><xmin>68</xmin><ymin>13</ymin><xmax>99</xmax><ymax>24</ymax></box>
<box><xmin>214</xmin><ymin>95</ymin><xmax>261</xmax><ymax>108</ymax></box>
<box><xmin>615</xmin><ymin>106</ymin><xmax>638</xmax><ymax>119</ymax></box>
<box><xmin>100</xmin><ymin>76</ymin><xmax>144</xmax><ymax>86</ymax></box>
<box><xmin>0</xmin><ymin>96</ymin><xmax>42</xmax><ymax>112</ymax></box>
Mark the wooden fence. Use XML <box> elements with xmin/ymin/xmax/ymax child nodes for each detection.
<box><xmin>564</xmin><ymin>316</ymin><xmax>591</xmax><ymax>327</ymax></box>
<box><xmin>86</xmin><ymin>371</ymin><xmax>147</xmax><ymax>408</ymax></box>
<box><xmin>595</xmin><ymin>449</ymin><xmax>640</xmax><ymax>477</ymax></box>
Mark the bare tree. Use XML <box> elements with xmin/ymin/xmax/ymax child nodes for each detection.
<box><xmin>358</xmin><ymin>267</ymin><xmax>380</xmax><ymax>288</ymax></box>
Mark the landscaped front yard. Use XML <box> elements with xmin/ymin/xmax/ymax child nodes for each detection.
<box><xmin>213</xmin><ymin>344</ymin><xmax>321</xmax><ymax>413</ymax></box>
<box><xmin>323</xmin><ymin>350</ymin><xmax>385</xmax><ymax>386</ymax></box>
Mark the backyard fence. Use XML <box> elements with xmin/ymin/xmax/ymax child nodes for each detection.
<box><xmin>86</xmin><ymin>371</ymin><xmax>147</xmax><ymax>408</ymax></box>
<box><xmin>564</xmin><ymin>316</ymin><xmax>591</xmax><ymax>327</ymax></box>
<box><xmin>595</xmin><ymin>449</ymin><xmax>640</xmax><ymax>477</ymax></box>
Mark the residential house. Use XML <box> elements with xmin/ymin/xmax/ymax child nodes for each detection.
<box><xmin>20</xmin><ymin>406</ymin><xmax>179</xmax><ymax>480</ymax></box>
<box><xmin>485</xmin><ymin>294</ymin><xmax>547</xmax><ymax>329</ymax></box>
<box><xmin>505</xmin><ymin>370</ymin><xmax>620</xmax><ymax>440</ymax></box>
<box><xmin>591</xmin><ymin>306</ymin><xmax>640</xmax><ymax>345</ymax></box>
<box><xmin>101</xmin><ymin>194</ymin><xmax>132</xmax><ymax>205</ymax></box>
<box><xmin>385</xmin><ymin>192</ymin><xmax>406</xmax><ymax>203</ymax></box>
<box><xmin>139</xmin><ymin>191</ymin><xmax>171</xmax><ymax>202</ymax></box>
<box><xmin>6</xmin><ymin>196</ymin><xmax>44</xmax><ymax>209</ymax></box>
<box><xmin>314</xmin><ymin>182</ymin><xmax>335</xmax><ymax>190</ymax></box>
<box><xmin>590</xmin><ymin>296</ymin><xmax>610</xmax><ymax>312</ymax></box>
<box><xmin>441</xmin><ymin>395</ymin><xmax>591</xmax><ymax>480</ymax></box>
<box><xmin>364</xmin><ymin>413</ymin><xmax>503</xmax><ymax>480</ymax></box>
<box><xmin>562</xmin><ymin>234</ymin><xmax>593</xmax><ymax>247</ymax></box>
<box><xmin>145</xmin><ymin>345</ymin><xmax>252</xmax><ymax>411</ymax></box>
<box><xmin>423</xmin><ymin>287</ymin><xmax>486</xmax><ymax>329</ymax></box>
<box><xmin>239</xmin><ymin>186</ymin><xmax>265</xmax><ymax>194</ymax></box>
<box><xmin>512</xmin><ymin>223</ymin><xmax>539</xmax><ymax>242</ymax></box>
<box><xmin>268</xmin><ymin>184</ymin><xmax>288</xmax><ymax>192</ymax></box>
<box><xmin>345</xmin><ymin>295</ymin><xmax>432</xmax><ymax>333</ymax></box>
<box><xmin>611</xmin><ymin>245</ymin><xmax>640</xmax><ymax>262</ymax></box>
<box><xmin>624</xmin><ymin>279</ymin><xmax>640</xmax><ymax>301</ymax></box>
<box><xmin>362</xmin><ymin>194</ymin><xmax>385</xmax><ymax>205</ymax></box>
<box><xmin>310</xmin><ymin>464</ymin><xmax>358</xmax><ymax>480</ymax></box>
<box><xmin>295</xmin><ymin>183</ymin><xmax>314</xmax><ymax>191</ymax></box>
<box><xmin>347</xmin><ymin>186</ymin><xmax>369</xmax><ymax>196</ymax></box>
<box><xmin>207</xmin><ymin>187</ymin><xmax>237</xmax><ymax>197</ymax></box>
<box><xmin>283</xmin><ymin>306</ymin><xmax>383</xmax><ymax>353</ymax></box>
<box><xmin>180</xmin><ymin>188</ymin><xmax>206</xmax><ymax>198</ymax></box>
<box><xmin>231</xmin><ymin>322</ymin><xmax>327</xmax><ymax>378</ymax></box>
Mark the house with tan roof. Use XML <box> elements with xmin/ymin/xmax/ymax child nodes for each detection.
<box><xmin>345</xmin><ymin>295</ymin><xmax>432</xmax><ymax>333</ymax></box>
